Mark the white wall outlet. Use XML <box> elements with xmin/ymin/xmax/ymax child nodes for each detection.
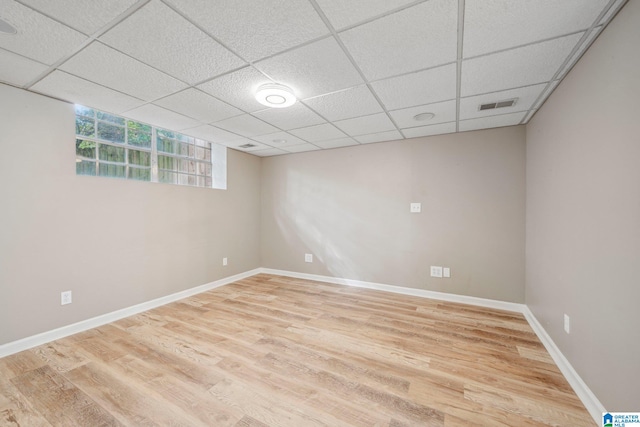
<box><xmin>430</xmin><ymin>266</ymin><xmax>443</xmax><ymax>278</ymax></box>
<box><xmin>564</xmin><ymin>314</ymin><xmax>570</xmax><ymax>334</ymax></box>
<box><xmin>61</xmin><ymin>291</ymin><xmax>72</xmax><ymax>305</ymax></box>
<box><xmin>305</xmin><ymin>253</ymin><xmax>313</xmax><ymax>263</ymax></box>
<box><xmin>443</xmin><ymin>267</ymin><xmax>451</xmax><ymax>278</ymax></box>
<box><xmin>410</xmin><ymin>202</ymin><xmax>422</xmax><ymax>213</ymax></box>
<box><xmin>222</xmin><ymin>257</ymin><xmax>228</xmax><ymax>266</ymax></box>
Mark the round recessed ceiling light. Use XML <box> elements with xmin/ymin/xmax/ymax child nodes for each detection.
<box><xmin>413</xmin><ymin>112</ymin><xmax>435</xmax><ymax>122</ymax></box>
<box><xmin>255</xmin><ymin>83</ymin><xmax>296</xmax><ymax>108</ymax></box>
<box><xmin>0</xmin><ymin>17</ymin><xmax>17</xmax><ymax>35</ymax></box>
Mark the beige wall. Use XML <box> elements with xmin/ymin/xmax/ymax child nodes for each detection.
<box><xmin>261</xmin><ymin>127</ymin><xmax>526</xmax><ymax>302</ymax></box>
<box><xmin>0</xmin><ymin>84</ymin><xmax>262</xmax><ymax>345</ymax></box>
<box><xmin>526</xmin><ymin>1</ymin><xmax>640</xmax><ymax>410</ymax></box>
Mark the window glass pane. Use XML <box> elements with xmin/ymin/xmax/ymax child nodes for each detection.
<box><xmin>158</xmin><ymin>129</ymin><xmax>190</xmax><ymax>142</ymax></box>
<box><xmin>97</xmin><ymin>121</ymin><xmax>125</xmax><ymax>143</ymax></box>
<box><xmin>97</xmin><ymin>111</ymin><xmax>125</xmax><ymax>126</ymax></box>
<box><xmin>76</xmin><ymin>160</ymin><xmax>96</xmax><ymax>176</ymax></box>
<box><xmin>189</xmin><ymin>175</ymin><xmax>197</xmax><ymax>186</ymax></box>
<box><xmin>98</xmin><ymin>144</ymin><xmax>125</xmax><ymax>163</ymax></box>
<box><xmin>128</xmin><ymin>149</ymin><xmax>150</xmax><ymax>167</ymax></box>
<box><xmin>76</xmin><ymin>139</ymin><xmax>96</xmax><ymax>159</ymax></box>
<box><xmin>76</xmin><ymin>116</ymin><xmax>95</xmax><ymax>137</ymax></box>
<box><xmin>128</xmin><ymin>167</ymin><xmax>151</xmax><ymax>181</ymax></box>
<box><xmin>195</xmin><ymin>146</ymin><xmax>206</xmax><ymax>160</ymax></box>
<box><xmin>157</xmin><ymin>137</ymin><xmax>176</xmax><ymax>154</ymax></box>
<box><xmin>197</xmin><ymin>176</ymin><xmax>206</xmax><ymax>187</ymax></box>
<box><xmin>127</xmin><ymin>121</ymin><xmax>152</xmax><ymax>148</ymax></box>
<box><xmin>75</xmin><ymin>105</ymin><xmax>94</xmax><ymax>117</ymax></box>
<box><xmin>178</xmin><ymin>173</ymin><xmax>189</xmax><ymax>185</ymax></box>
<box><xmin>179</xmin><ymin>142</ymin><xmax>190</xmax><ymax>157</ymax></box>
<box><xmin>159</xmin><ymin>170</ymin><xmax>177</xmax><ymax>184</ymax></box>
<box><xmin>158</xmin><ymin>155</ymin><xmax>176</xmax><ymax>171</ymax></box>
<box><xmin>205</xmin><ymin>177</ymin><xmax>212</xmax><ymax>188</ymax></box>
<box><xmin>188</xmin><ymin>144</ymin><xmax>195</xmax><ymax>158</ymax></box>
<box><xmin>99</xmin><ymin>163</ymin><xmax>126</xmax><ymax>178</ymax></box>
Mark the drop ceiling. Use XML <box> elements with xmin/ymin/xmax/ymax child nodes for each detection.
<box><xmin>0</xmin><ymin>0</ymin><xmax>627</xmax><ymax>156</ymax></box>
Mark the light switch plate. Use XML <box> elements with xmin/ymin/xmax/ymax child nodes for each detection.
<box><xmin>443</xmin><ymin>267</ymin><xmax>450</xmax><ymax>278</ymax></box>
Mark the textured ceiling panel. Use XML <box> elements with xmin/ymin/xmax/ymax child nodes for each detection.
<box><xmin>182</xmin><ymin>124</ymin><xmax>245</xmax><ymax>144</ymax></box>
<box><xmin>213</xmin><ymin>114</ymin><xmax>278</xmax><ymax>137</ymax></box>
<box><xmin>123</xmin><ymin>104</ymin><xmax>201</xmax><ymax>131</ymax></box>
<box><xmin>314</xmin><ymin>138</ymin><xmax>359</xmax><ymax>149</ymax></box>
<box><xmin>315</xmin><ymin>0</ymin><xmax>416</xmax><ymax>30</ymax></box>
<box><xmin>252</xmin><ymin>103</ymin><xmax>325</xmax><ymax>131</ymax></box>
<box><xmin>0</xmin><ymin>0</ymin><xmax>86</xmax><ymax>64</ymax></box>
<box><xmin>334</xmin><ymin>113</ymin><xmax>396</xmax><ymax>136</ymax></box>
<box><xmin>60</xmin><ymin>42</ymin><xmax>187</xmax><ymax>101</ymax></box>
<box><xmin>0</xmin><ymin>48</ymin><xmax>48</xmax><ymax>86</ymax></box>
<box><xmin>251</xmin><ymin>131</ymin><xmax>308</xmax><ymax>148</ymax></box>
<box><xmin>464</xmin><ymin>0</ymin><xmax>608</xmax><ymax>58</ymax></box>
<box><xmin>459</xmin><ymin>112</ymin><xmax>527</xmax><ymax>132</ymax></box>
<box><xmin>340</xmin><ymin>0</ymin><xmax>457</xmax><ymax>80</ymax></box>
<box><xmin>154</xmin><ymin>88</ymin><xmax>242</xmax><ymax>123</ymax></box>
<box><xmin>371</xmin><ymin>63</ymin><xmax>457</xmax><ymax>111</ymax></box>
<box><xmin>461</xmin><ymin>33</ymin><xmax>584</xmax><ymax>97</ymax></box>
<box><xmin>403</xmin><ymin>122</ymin><xmax>456</xmax><ymax>138</ymax></box>
<box><xmin>197</xmin><ymin>67</ymin><xmax>273</xmax><ymax>113</ymax></box>
<box><xmin>289</xmin><ymin>123</ymin><xmax>348</xmax><ymax>142</ymax></box>
<box><xmin>19</xmin><ymin>0</ymin><xmax>139</xmax><ymax>35</ymax></box>
<box><xmin>459</xmin><ymin>84</ymin><xmax>546</xmax><ymax>120</ymax></box>
<box><xmin>282</xmin><ymin>144</ymin><xmax>322</xmax><ymax>153</ymax></box>
<box><xmin>355</xmin><ymin>130</ymin><xmax>403</xmax><ymax>144</ymax></box>
<box><xmin>31</xmin><ymin>70</ymin><xmax>144</xmax><ymax>114</ymax></box>
<box><xmin>255</xmin><ymin>37</ymin><xmax>364</xmax><ymax>100</ymax></box>
<box><xmin>251</xmin><ymin>148</ymin><xmax>288</xmax><ymax>157</ymax></box>
<box><xmin>303</xmin><ymin>85</ymin><xmax>383</xmax><ymax>122</ymax></box>
<box><xmin>389</xmin><ymin>100</ymin><xmax>457</xmax><ymax>129</ymax></box>
<box><xmin>100</xmin><ymin>1</ymin><xmax>244</xmax><ymax>84</ymax></box>
<box><xmin>167</xmin><ymin>0</ymin><xmax>328</xmax><ymax>62</ymax></box>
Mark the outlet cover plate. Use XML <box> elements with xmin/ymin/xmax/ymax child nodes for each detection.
<box><xmin>223</xmin><ymin>257</ymin><xmax>228</xmax><ymax>266</ymax></box>
<box><xmin>410</xmin><ymin>202</ymin><xmax>422</xmax><ymax>213</ymax></box>
<box><xmin>430</xmin><ymin>266</ymin><xmax>443</xmax><ymax>278</ymax></box>
<box><xmin>61</xmin><ymin>291</ymin><xmax>72</xmax><ymax>305</ymax></box>
<box><xmin>305</xmin><ymin>253</ymin><xmax>313</xmax><ymax>263</ymax></box>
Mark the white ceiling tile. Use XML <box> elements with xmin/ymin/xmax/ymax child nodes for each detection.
<box><xmin>251</xmin><ymin>131</ymin><xmax>309</xmax><ymax>148</ymax></box>
<box><xmin>315</xmin><ymin>0</ymin><xmax>416</xmax><ymax>30</ymax></box>
<box><xmin>255</xmin><ymin>37</ymin><xmax>364</xmax><ymax>99</ymax></box>
<box><xmin>213</xmin><ymin>114</ymin><xmax>279</xmax><ymax>137</ymax></box>
<box><xmin>355</xmin><ymin>130</ymin><xmax>403</xmax><ymax>144</ymax></box>
<box><xmin>459</xmin><ymin>84</ymin><xmax>546</xmax><ymax>120</ymax></box>
<box><xmin>251</xmin><ymin>148</ymin><xmax>288</xmax><ymax>157</ymax></box>
<box><xmin>123</xmin><ymin>104</ymin><xmax>201</xmax><ymax>131</ymax></box>
<box><xmin>558</xmin><ymin>27</ymin><xmax>602</xmax><ymax>79</ymax></box>
<box><xmin>0</xmin><ymin>0</ymin><xmax>86</xmax><ymax>64</ymax></box>
<box><xmin>461</xmin><ymin>33</ymin><xmax>584</xmax><ymax>97</ymax></box>
<box><xmin>154</xmin><ymin>88</ymin><xmax>242</xmax><ymax>123</ymax></box>
<box><xmin>533</xmin><ymin>81</ymin><xmax>560</xmax><ymax>109</ymax></box>
<box><xmin>226</xmin><ymin>140</ymin><xmax>272</xmax><ymax>152</ymax></box>
<box><xmin>100</xmin><ymin>1</ymin><xmax>244</xmax><ymax>85</ymax></box>
<box><xmin>334</xmin><ymin>113</ymin><xmax>396</xmax><ymax>136</ymax></box>
<box><xmin>19</xmin><ymin>0</ymin><xmax>138</xmax><ymax>35</ymax></box>
<box><xmin>464</xmin><ymin>0</ymin><xmax>609</xmax><ymax>58</ymax></box>
<box><xmin>314</xmin><ymin>138</ymin><xmax>359</xmax><ymax>149</ymax></box>
<box><xmin>167</xmin><ymin>0</ymin><xmax>329</xmax><ymax>62</ymax></box>
<box><xmin>459</xmin><ymin>112</ymin><xmax>527</xmax><ymax>132</ymax></box>
<box><xmin>289</xmin><ymin>123</ymin><xmax>348</xmax><ymax>142</ymax></box>
<box><xmin>30</xmin><ymin>70</ymin><xmax>145</xmax><ymax>114</ymax></box>
<box><xmin>0</xmin><ymin>49</ymin><xmax>48</xmax><ymax>87</ymax></box>
<box><xmin>60</xmin><ymin>42</ymin><xmax>187</xmax><ymax>101</ymax></box>
<box><xmin>371</xmin><ymin>63</ymin><xmax>457</xmax><ymax>111</ymax></box>
<box><xmin>252</xmin><ymin>103</ymin><xmax>325</xmax><ymax>130</ymax></box>
<box><xmin>182</xmin><ymin>125</ymin><xmax>244</xmax><ymax>144</ymax></box>
<box><xmin>340</xmin><ymin>0</ymin><xmax>458</xmax><ymax>80</ymax></box>
<box><xmin>303</xmin><ymin>85</ymin><xmax>383</xmax><ymax>121</ymax></box>
<box><xmin>390</xmin><ymin>100</ymin><xmax>457</xmax><ymax>129</ymax></box>
<box><xmin>198</xmin><ymin>67</ymin><xmax>273</xmax><ymax>113</ymax></box>
<box><xmin>403</xmin><ymin>122</ymin><xmax>456</xmax><ymax>138</ymax></box>
<box><xmin>282</xmin><ymin>144</ymin><xmax>322</xmax><ymax>153</ymax></box>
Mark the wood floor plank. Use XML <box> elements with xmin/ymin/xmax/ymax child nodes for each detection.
<box><xmin>0</xmin><ymin>274</ymin><xmax>594</xmax><ymax>426</ymax></box>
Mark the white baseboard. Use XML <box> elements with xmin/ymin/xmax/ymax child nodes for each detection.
<box><xmin>259</xmin><ymin>268</ymin><xmax>526</xmax><ymax>313</ymax></box>
<box><xmin>522</xmin><ymin>307</ymin><xmax>605</xmax><ymax>424</ymax></box>
<box><xmin>0</xmin><ymin>269</ymin><xmax>261</xmax><ymax>358</ymax></box>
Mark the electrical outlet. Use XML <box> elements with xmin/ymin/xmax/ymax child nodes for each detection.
<box><xmin>430</xmin><ymin>266</ymin><xmax>443</xmax><ymax>278</ymax></box>
<box><xmin>564</xmin><ymin>314</ymin><xmax>570</xmax><ymax>334</ymax></box>
<box><xmin>61</xmin><ymin>291</ymin><xmax>72</xmax><ymax>305</ymax></box>
<box><xmin>305</xmin><ymin>253</ymin><xmax>313</xmax><ymax>263</ymax></box>
<box><xmin>443</xmin><ymin>267</ymin><xmax>451</xmax><ymax>278</ymax></box>
<box><xmin>222</xmin><ymin>257</ymin><xmax>228</xmax><ymax>266</ymax></box>
<box><xmin>410</xmin><ymin>202</ymin><xmax>422</xmax><ymax>213</ymax></box>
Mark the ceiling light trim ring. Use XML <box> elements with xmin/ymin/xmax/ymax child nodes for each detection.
<box><xmin>255</xmin><ymin>83</ymin><xmax>296</xmax><ymax>108</ymax></box>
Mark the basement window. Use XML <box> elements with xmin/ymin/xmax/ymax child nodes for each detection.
<box><xmin>75</xmin><ymin>105</ymin><xmax>226</xmax><ymax>189</ymax></box>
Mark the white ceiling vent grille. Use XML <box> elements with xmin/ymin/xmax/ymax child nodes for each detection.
<box><xmin>239</xmin><ymin>143</ymin><xmax>257</xmax><ymax>149</ymax></box>
<box><xmin>479</xmin><ymin>98</ymin><xmax>518</xmax><ymax>111</ymax></box>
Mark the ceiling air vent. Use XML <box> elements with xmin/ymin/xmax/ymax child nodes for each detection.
<box><xmin>239</xmin><ymin>143</ymin><xmax>256</xmax><ymax>149</ymax></box>
<box><xmin>479</xmin><ymin>98</ymin><xmax>518</xmax><ymax>111</ymax></box>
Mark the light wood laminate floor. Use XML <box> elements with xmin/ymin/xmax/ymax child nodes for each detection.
<box><xmin>0</xmin><ymin>274</ymin><xmax>594</xmax><ymax>426</ymax></box>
